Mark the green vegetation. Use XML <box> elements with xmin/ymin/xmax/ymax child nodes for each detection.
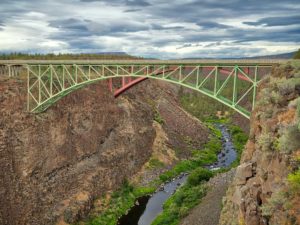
<box><xmin>151</xmin><ymin>168</ymin><xmax>212</xmax><ymax>225</ymax></box>
<box><xmin>0</xmin><ymin>52</ymin><xmax>141</xmax><ymax>60</ymax></box>
<box><xmin>293</xmin><ymin>49</ymin><xmax>300</xmax><ymax>59</ymax></box>
<box><xmin>261</xmin><ymin>191</ymin><xmax>289</xmax><ymax>219</ymax></box>
<box><xmin>159</xmin><ymin>125</ymin><xmax>222</xmax><ymax>182</ymax></box>
<box><xmin>179</xmin><ymin>88</ymin><xmax>232</xmax><ymax>121</ymax></box>
<box><xmin>147</xmin><ymin>157</ymin><xmax>165</xmax><ymax>169</ymax></box>
<box><xmin>227</xmin><ymin>124</ymin><xmax>248</xmax><ymax>167</ymax></box>
<box><xmin>257</xmin><ymin>132</ymin><xmax>274</xmax><ymax>151</ymax></box>
<box><xmin>288</xmin><ymin>168</ymin><xmax>300</xmax><ymax>193</ymax></box>
<box><xmin>278</xmin><ymin>124</ymin><xmax>300</xmax><ymax>153</ymax></box>
<box><xmin>84</xmin><ymin>181</ymin><xmax>155</xmax><ymax>225</ymax></box>
<box><xmin>80</xmin><ymin>88</ymin><xmax>249</xmax><ymax>225</ymax></box>
<box><xmin>187</xmin><ymin>167</ymin><xmax>213</xmax><ymax>186</ymax></box>
<box><xmin>153</xmin><ymin>110</ymin><xmax>165</xmax><ymax>124</ymax></box>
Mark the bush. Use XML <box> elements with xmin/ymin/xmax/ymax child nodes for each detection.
<box><xmin>148</xmin><ymin>158</ymin><xmax>165</xmax><ymax>169</ymax></box>
<box><xmin>261</xmin><ymin>191</ymin><xmax>288</xmax><ymax>218</ymax></box>
<box><xmin>277</xmin><ymin>78</ymin><xmax>300</xmax><ymax>96</ymax></box>
<box><xmin>293</xmin><ymin>49</ymin><xmax>300</xmax><ymax>59</ymax></box>
<box><xmin>151</xmin><ymin>183</ymin><xmax>207</xmax><ymax>225</ymax></box>
<box><xmin>187</xmin><ymin>168</ymin><xmax>213</xmax><ymax>186</ymax></box>
<box><xmin>153</xmin><ymin>110</ymin><xmax>164</xmax><ymax>124</ymax></box>
<box><xmin>257</xmin><ymin>132</ymin><xmax>274</xmax><ymax>151</ymax></box>
<box><xmin>288</xmin><ymin>169</ymin><xmax>300</xmax><ymax>193</ymax></box>
<box><xmin>278</xmin><ymin>125</ymin><xmax>300</xmax><ymax>153</ymax></box>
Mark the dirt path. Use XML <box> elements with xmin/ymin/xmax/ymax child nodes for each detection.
<box><xmin>180</xmin><ymin>169</ymin><xmax>236</xmax><ymax>225</ymax></box>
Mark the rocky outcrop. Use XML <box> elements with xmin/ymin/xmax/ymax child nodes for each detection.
<box><xmin>0</xmin><ymin>76</ymin><xmax>157</xmax><ymax>225</ymax></box>
<box><xmin>0</xmin><ymin>76</ymin><xmax>209</xmax><ymax>225</ymax></box>
<box><xmin>220</xmin><ymin>62</ymin><xmax>300</xmax><ymax>225</ymax></box>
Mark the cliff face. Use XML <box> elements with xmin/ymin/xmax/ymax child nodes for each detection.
<box><xmin>0</xmin><ymin>76</ymin><xmax>209</xmax><ymax>225</ymax></box>
<box><xmin>220</xmin><ymin>61</ymin><xmax>300</xmax><ymax>225</ymax></box>
<box><xmin>0</xmin><ymin>77</ymin><xmax>158</xmax><ymax>225</ymax></box>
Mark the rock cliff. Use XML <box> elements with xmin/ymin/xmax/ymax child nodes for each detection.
<box><xmin>220</xmin><ymin>61</ymin><xmax>300</xmax><ymax>225</ymax></box>
<box><xmin>0</xmin><ymin>76</ymin><xmax>209</xmax><ymax>225</ymax></box>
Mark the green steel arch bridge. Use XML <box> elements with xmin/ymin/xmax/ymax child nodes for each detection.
<box><xmin>0</xmin><ymin>59</ymin><xmax>287</xmax><ymax>119</ymax></box>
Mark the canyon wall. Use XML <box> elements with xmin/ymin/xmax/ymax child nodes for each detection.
<box><xmin>220</xmin><ymin>61</ymin><xmax>300</xmax><ymax>225</ymax></box>
<box><xmin>0</xmin><ymin>76</ymin><xmax>209</xmax><ymax>225</ymax></box>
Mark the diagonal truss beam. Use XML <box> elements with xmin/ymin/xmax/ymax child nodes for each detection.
<box><xmin>26</xmin><ymin>63</ymin><xmax>273</xmax><ymax>119</ymax></box>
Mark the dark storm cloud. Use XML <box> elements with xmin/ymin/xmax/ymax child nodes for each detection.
<box><xmin>0</xmin><ymin>0</ymin><xmax>299</xmax><ymax>57</ymax></box>
<box><xmin>124</xmin><ymin>9</ymin><xmax>142</xmax><ymax>12</ymax></box>
<box><xmin>196</xmin><ymin>22</ymin><xmax>232</xmax><ymax>29</ymax></box>
<box><xmin>244</xmin><ymin>16</ymin><xmax>300</xmax><ymax>27</ymax></box>
<box><xmin>80</xmin><ymin>0</ymin><xmax>151</xmax><ymax>7</ymax></box>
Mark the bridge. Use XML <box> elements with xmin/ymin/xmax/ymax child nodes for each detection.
<box><xmin>0</xmin><ymin>59</ymin><xmax>287</xmax><ymax>119</ymax></box>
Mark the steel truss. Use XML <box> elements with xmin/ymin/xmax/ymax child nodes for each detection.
<box><xmin>26</xmin><ymin>63</ymin><xmax>273</xmax><ymax>119</ymax></box>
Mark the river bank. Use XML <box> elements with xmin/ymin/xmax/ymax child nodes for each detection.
<box><xmin>76</xmin><ymin>120</ymin><xmax>247</xmax><ymax>225</ymax></box>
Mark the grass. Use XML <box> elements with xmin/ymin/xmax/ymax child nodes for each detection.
<box><xmin>151</xmin><ymin>168</ymin><xmax>213</xmax><ymax>225</ymax></box>
<box><xmin>83</xmin><ymin>181</ymin><xmax>155</xmax><ymax>225</ymax></box>
<box><xmin>288</xmin><ymin>168</ymin><xmax>300</xmax><ymax>193</ymax></box>
<box><xmin>81</xmin><ymin>122</ymin><xmax>224</xmax><ymax>225</ymax></box>
<box><xmin>227</xmin><ymin>124</ymin><xmax>248</xmax><ymax>167</ymax></box>
<box><xmin>159</xmin><ymin>124</ymin><xmax>222</xmax><ymax>182</ymax></box>
<box><xmin>79</xmin><ymin>122</ymin><xmax>246</xmax><ymax>225</ymax></box>
<box><xmin>147</xmin><ymin>157</ymin><xmax>165</xmax><ymax>169</ymax></box>
<box><xmin>153</xmin><ymin>110</ymin><xmax>165</xmax><ymax>124</ymax></box>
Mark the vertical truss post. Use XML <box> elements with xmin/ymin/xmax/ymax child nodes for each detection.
<box><xmin>146</xmin><ymin>65</ymin><xmax>149</xmax><ymax>76</ymax></box>
<box><xmin>88</xmin><ymin>65</ymin><xmax>91</xmax><ymax>80</ymax></box>
<box><xmin>196</xmin><ymin>66</ymin><xmax>200</xmax><ymax>87</ymax></box>
<box><xmin>75</xmin><ymin>64</ymin><xmax>78</xmax><ymax>84</ymax></box>
<box><xmin>163</xmin><ymin>65</ymin><xmax>165</xmax><ymax>77</ymax></box>
<box><xmin>38</xmin><ymin>65</ymin><xmax>41</xmax><ymax>104</ymax></box>
<box><xmin>232</xmin><ymin>65</ymin><xmax>238</xmax><ymax>105</ymax></box>
<box><xmin>179</xmin><ymin>65</ymin><xmax>182</xmax><ymax>81</ymax></box>
<box><xmin>27</xmin><ymin>66</ymin><xmax>30</xmax><ymax>111</ymax></box>
<box><xmin>8</xmin><ymin>65</ymin><xmax>11</xmax><ymax>77</ymax></box>
<box><xmin>252</xmin><ymin>65</ymin><xmax>258</xmax><ymax>110</ymax></box>
<box><xmin>50</xmin><ymin>65</ymin><xmax>53</xmax><ymax>96</ymax></box>
<box><xmin>62</xmin><ymin>65</ymin><xmax>65</xmax><ymax>90</ymax></box>
<box><xmin>214</xmin><ymin>66</ymin><xmax>218</xmax><ymax>95</ymax></box>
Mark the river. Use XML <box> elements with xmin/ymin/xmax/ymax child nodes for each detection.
<box><xmin>117</xmin><ymin>123</ymin><xmax>237</xmax><ymax>225</ymax></box>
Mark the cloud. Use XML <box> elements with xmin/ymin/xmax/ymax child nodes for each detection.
<box><xmin>0</xmin><ymin>0</ymin><xmax>299</xmax><ymax>58</ymax></box>
<box><xmin>244</xmin><ymin>15</ymin><xmax>300</xmax><ymax>27</ymax></box>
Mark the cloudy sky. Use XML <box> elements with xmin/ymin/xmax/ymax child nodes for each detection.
<box><xmin>0</xmin><ymin>0</ymin><xmax>299</xmax><ymax>59</ymax></box>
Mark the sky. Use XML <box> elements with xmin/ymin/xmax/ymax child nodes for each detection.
<box><xmin>0</xmin><ymin>0</ymin><xmax>299</xmax><ymax>59</ymax></box>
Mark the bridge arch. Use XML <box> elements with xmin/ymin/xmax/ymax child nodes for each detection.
<box><xmin>24</xmin><ymin>62</ymin><xmax>274</xmax><ymax>119</ymax></box>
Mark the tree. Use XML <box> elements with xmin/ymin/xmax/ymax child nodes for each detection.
<box><xmin>293</xmin><ymin>49</ymin><xmax>300</xmax><ymax>59</ymax></box>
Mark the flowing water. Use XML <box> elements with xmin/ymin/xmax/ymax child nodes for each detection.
<box><xmin>117</xmin><ymin>123</ymin><xmax>237</xmax><ymax>225</ymax></box>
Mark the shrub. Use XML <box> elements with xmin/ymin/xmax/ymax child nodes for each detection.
<box><xmin>270</xmin><ymin>91</ymin><xmax>282</xmax><ymax>104</ymax></box>
<box><xmin>187</xmin><ymin>168</ymin><xmax>213</xmax><ymax>186</ymax></box>
<box><xmin>153</xmin><ymin>110</ymin><xmax>164</xmax><ymax>124</ymax></box>
<box><xmin>293</xmin><ymin>49</ymin><xmax>300</xmax><ymax>59</ymax></box>
<box><xmin>278</xmin><ymin>124</ymin><xmax>300</xmax><ymax>153</ymax></box>
<box><xmin>277</xmin><ymin>78</ymin><xmax>300</xmax><ymax>96</ymax></box>
<box><xmin>261</xmin><ymin>191</ymin><xmax>288</xmax><ymax>218</ymax></box>
<box><xmin>288</xmin><ymin>169</ymin><xmax>300</xmax><ymax>193</ymax></box>
<box><xmin>257</xmin><ymin>132</ymin><xmax>274</xmax><ymax>151</ymax></box>
<box><xmin>148</xmin><ymin>158</ymin><xmax>165</xmax><ymax>169</ymax></box>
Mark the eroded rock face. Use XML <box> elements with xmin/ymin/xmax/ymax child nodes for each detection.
<box><xmin>220</xmin><ymin>63</ymin><xmax>300</xmax><ymax>225</ymax></box>
<box><xmin>0</xmin><ymin>78</ymin><xmax>156</xmax><ymax>225</ymax></box>
<box><xmin>0</xmin><ymin>77</ymin><xmax>209</xmax><ymax>225</ymax></box>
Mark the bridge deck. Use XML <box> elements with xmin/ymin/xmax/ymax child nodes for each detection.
<box><xmin>0</xmin><ymin>59</ymin><xmax>289</xmax><ymax>66</ymax></box>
